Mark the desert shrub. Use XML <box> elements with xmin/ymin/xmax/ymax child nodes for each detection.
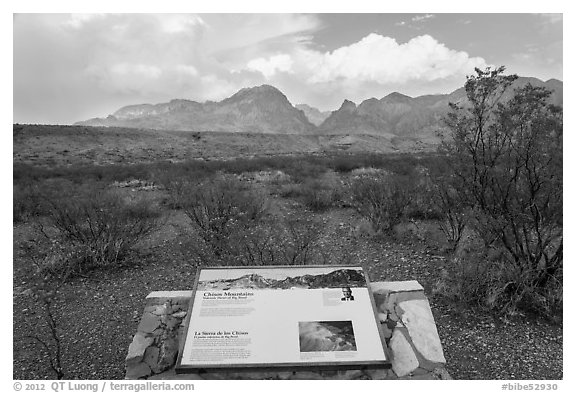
<box><xmin>228</xmin><ymin>218</ymin><xmax>324</xmax><ymax>266</ymax></box>
<box><xmin>430</xmin><ymin>180</ymin><xmax>468</xmax><ymax>251</ymax></box>
<box><xmin>177</xmin><ymin>177</ymin><xmax>268</xmax><ymax>259</ymax></box>
<box><xmin>14</xmin><ymin>183</ymin><xmax>44</xmax><ymax>223</ymax></box>
<box><xmin>332</xmin><ymin>155</ymin><xmax>363</xmax><ymax>173</ymax></box>
<box><xmin>41</xmin><ymin>187</ymin><xmax>161</xmax><ymax>273</ymax></box>
<box><xmin>434</xmin><ymin>245</ymin><xmax>563</xmax><ymax>320</ymax></box>
<box><xmin>438</xmin><ymin>66</ymin><xmax>563</xmax><ymax>317</ymax></box>
<box><xmin>276</xmin><ymin>174</ymin><xmax>341</xmax><ymax>212</ymax></box>
<box><xmin>348</xmin><ymin>173</ymin><xmax>413</xmax><ymax>233</ymax></box>
<box><xmin>274</xmin><ymin>219</ymin><xmax>324</xmax><ymax>265</ymax></box>
<box><xmin>300</xmin><ymin>179</ymin><xmax>342</xmax><ymax>212</ymax></box>
<box><xmin>184</xmin><ymin>212</ymin><xmax>325</xmax><ymax>267</ymax></box>
<box><xmin>403</xmin><ymin>166</ymin><xmax>445</xmax><ymax>221</ymax></box>
<box><xmin>282</xmin><ymin>159</ymin><xmax>328</xmax><ymax>184</ymax></box>
<box><xmin>277</xmin><ymin>183</ymin><xmax>302</xmax><ymax>199</ymax></box>
<box><xmin>18</xmin><ymin>242</ymin><xmax>72</xmax><ymax>379</ymax></box>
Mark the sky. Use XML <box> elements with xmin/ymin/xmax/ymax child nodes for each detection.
<box><xmin>13</xmin><ymin>13</ymin><xmax>563</xmax><ymax>124</ymax></box>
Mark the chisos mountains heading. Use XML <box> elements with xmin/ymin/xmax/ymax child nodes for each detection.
<box><xmin>76</xmin><ymin>77</ymin><xmax>562</xmax><ymax>139</ymax></box>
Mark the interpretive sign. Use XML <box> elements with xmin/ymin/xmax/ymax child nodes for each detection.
<box><xmin>176</xmin><ymin>265</ymin><xmax>389</xmax><ymax>373</ymax></box>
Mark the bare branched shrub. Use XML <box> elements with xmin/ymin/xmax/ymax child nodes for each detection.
<box><xmin>223</xmin><ymin>219</ymin><xmax>323</xmax><ymax>266</ymax></box>
<box><xmin>436</xmin><ymin>66</ymin><xmax>563</xmax><ymax>318</ymax></box>
<box><xmin>177</xmin><ymin>177</ymin><xmax>267</xmax><ymax>259</ymax></box>
<box><xmin>14</xmin><ymin>183</ymin><xmax>43</xmax><ymax>223</ymax></box>
<box><xmin>42</xmin><ymin>188</ymin><xmax>161</xmax><ymax>273</ymax></box>
<box><xmin>18</xmin><ymin>242</ymin><xmax>76</xmax><ymax>379</ymax></box>
<box><xmin>231</xmin><ymin>225</ymin><xmax>278</xmax><ymax>266</ymax></box>
<box><xmin>275</xmin><ymin>219</ymin><xmax>323</xmax><ymax>265</ymax></box>
<box><xmin>434</xmin><ymin>245</ymin><xmax>562</xmax><ymax>319</ymax></box>
<box><xmin>182</xmin><ymin>206</ymin><xmax>325</xmax><ymax>267</ymax></box>
<box><xmin>348</xmin><ymin>174</ymin><xmax>413</xmax><ymax>233</ymax></box>
<box><xmin>431</xmin><ymin>180</ymin><xmax>468</xmax><ymax>251</ymax></box>
<box><xmin>299</xmin><ymin>178</ymin><xmax>342</xmax><ymax>212</ymax></box>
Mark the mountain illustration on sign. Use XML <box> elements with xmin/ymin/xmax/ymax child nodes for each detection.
<box><xmin>197</xmin><ymin>269</ymin><xmax>366</xmax><ymax>290</ymax></box>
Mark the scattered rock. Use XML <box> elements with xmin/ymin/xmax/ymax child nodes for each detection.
<box><xmin>143</xmin><ymin>346</ymin><xmax>161</xmax><ymax>373</ymax></box>
<box><xmin>381</xmin><ymin>323</ymin><xmax>393</xmax><ymax>339</ymax></box>
<box><xmin>398</xmin><ymin>299</ymin><xmax>446</xmax><ymax>364</ymax></box>
<box><xmin>150</xmin><ymin>304</ymin><xmax>172</xmax><ymax>316</ymax></box>
<box><xmin>125</xmin><ymin>362</ymin><xmax>152</xmax><ymax>379</ymax></box>
<box><xmin>172</xmin><ymin>311</ymin><xmax>187</xmax><ymax>319</ymax></box>
<box><xmin>138</xmin><ymin>313</ymin><xmax>161</xmax><ymax>333</ymax></box>
<box><xmin>157</xmin><ymin>337</ymin><xmax>179</xmax><ymax>372</ymax></box>
<box><xmin>432</xmin><ymin>367</ymin><xmax>452</xmax><ymax>380</ymax></box>
<box><xmin>126</xmin><ymin>333</ymin><xmax>154</xmax><ymax>365</ymax></box>
<box><xmin>390</xmin><ymin>329</ymin><xmax>419</xmax><ymax>377</ymax></box>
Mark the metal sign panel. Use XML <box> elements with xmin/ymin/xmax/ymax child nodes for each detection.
<box><xmin>176</xmin><ymin>265</ymin><xmax>389</xmax><ymax>373</ymax></box>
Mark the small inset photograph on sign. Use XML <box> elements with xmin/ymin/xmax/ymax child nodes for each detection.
<box><xmin>299</xmin><ymin>321</ymin><xmax>357</xmax><ymax>352</ymax></box>
<box><xmin>340</xmin><ymin>286</ymin><xmax>355</xmax><ymax>301</ymax></box>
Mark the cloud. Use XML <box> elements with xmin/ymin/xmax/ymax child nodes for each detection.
<box><xmin>14</xmin><ymin>14</ymin><xmax>490</xmax><ymax>123</ymax></box>
<box><xmin>412</xmin><ymin>14</ymin><xmax>435</xmax><ymax>23</ymax></box>
<box><xmin>64</xmin><ymin>13</ymin><xmax>107</xmax><ymax>29</ymax></box>
<box><xmin>175</xmin><ymin>64</ymin><xmax>199</xmax><ymax>77</ymax></box>
<box><xmin>247</xmin><ymin>33</ymin><xmax>486</xmax><ymax>85</ymax></box>
<box><xmin>157</xmin><ymin>14</ymin><xmax>206</xmax><ymax>33</ymax></box>
<box><xmin>538</xmin><ymin>13</ymin><xmax>562</xmax><ymax>24</ymax></box>
<box><xmin>52</xmin><ymin>13</ymin><xmax>321</xmax><ymax>97</ymax></box>
<box><xmin>247</xmin><ymin>54</ymin><xmax>294</xmax><ymax>78</ymax></box>
<box><xmin>110</xmin><ymin>63</ymin><xmax>162</xmax><ymax>78</ymax></box>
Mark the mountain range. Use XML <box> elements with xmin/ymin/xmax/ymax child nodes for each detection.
<box><xmin>197</xmin><ymin>269</ymin><xmax>367</xmax><ymax>290</ymax></box>
<box><xmin>76</xmin><ymin>77</ymin><xmax>562</xmax><ymax>140</ymax></box>
<box><xmin>77</xmin><ymin>85</ymin><xmax>315</xmax><ymax>134</ymax></box>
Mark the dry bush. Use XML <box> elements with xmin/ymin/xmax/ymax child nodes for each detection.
<box><xmin>434</xmin><ymin>245</ymin><xmax>562</xmax><ymax>320</ymax></box>
<box><xmin>176</xmin><ymin>177</ymin><xmax>268</xmax><ymax>259</ymax></box>
<box><xmin>299</xmin><ymin>179</ymin><xmax>342</xmax><ymax>212</ymax></box>
<box><xmin>348</xmin><ymin>173</ymin><xmax>413</xmax><ymax>233</ymax></box>
<box><xmin>439</xmin><ymin>67</ymin><xmax>563</xmax><ymax>318</ymax></box>
<box><xmin>431</xmin><ymin>180</ymin><xmax>468</xmax><ymax>251</ymax></box>
<box><xmin>277</xmin><ymin>175</ymin><xmax>342</xmax><ymax>212</ymax></box>
<box><xmin>19</xmin><ymin>187</ymin><xmax>161</xmax><ymax>378</ymax></box>
<box><xmin>183</xmin><ymin>214</ymin><xmax>325</xmax><ymax>267</ymax></box>
<box><xmin>40</xmin><ymin>187</ymin><xmax>161</xmax><ymax>274</ymax></box>
<box><xmin>230</xmin><ymin>218</ymin><xmax>324</xmax><ymax>266</ymax></box>
<box><xmin>14</xmin><ymin>183</ymin><xmax>43</xmax><ymax>223</ymax></box>
<box><xmin>274</xmin><ymin>219</ymin><xmax>324</xmax><ymax>265</ymax></box>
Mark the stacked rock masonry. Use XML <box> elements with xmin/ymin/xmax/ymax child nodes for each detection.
<box><xmin>125</xmin><ymin>282</ymin><xmax>451</xmax><ymax>380</ymax></box>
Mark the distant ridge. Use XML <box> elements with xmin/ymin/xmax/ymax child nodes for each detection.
<box><xmin>76</xmin><ymin>77</ymin><xmax>562</xmax><ymax>139</ymax></box>
<box><xmin>295</xmin><ymin>104</ymin><xmax>331</xmax><ymax>126</ymax></box>
<box><xmin>317</xmin><ymin>76</ymin><xmax>562</xmax><ymax>141</ymax></box>
<box><xmin>76</xmin><ymin>84</ymin><xmax>315</xmax><ymax>134</ymax></box>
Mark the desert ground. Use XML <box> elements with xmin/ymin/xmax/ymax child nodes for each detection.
<box><xmin>13</xmin><ymin>125</ymin><xmax>562</xmax><ymax>380</ymax></box>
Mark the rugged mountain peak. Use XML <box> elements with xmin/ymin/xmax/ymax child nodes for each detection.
<box><xmin>339</xmin><ymin>99</ymin><xmax>357</xmax><ymax>112</ymax></box>
<box><xmin>381</xmin><ymin>92</ymin><xmax>413</xmax><ymax>103</ymax></box>
<box><xmin>112</xmin><ymin>104</ymin><xmax>156</xmax><ymax>120</ymax></box>
<box><xmin>295</xmin><ymin>104</ymin><xmax>331</xmax><ymax>126</ymax></box>
<box><xmin>75</xmin><ymin>76</ymin><xmax>561</xmax><ymax>137</ymax></box>
<box><xmin>226</xmin><ymin>84</ymin><xmax>288</xmax><ymax>103</ymax></box>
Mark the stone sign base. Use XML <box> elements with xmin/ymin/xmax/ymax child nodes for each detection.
<box><xmin>125</xmin><ymin>281</ymin><xmax>451</xmax><ymax>380</ymax></box>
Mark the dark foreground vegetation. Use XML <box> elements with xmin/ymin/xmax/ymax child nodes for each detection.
<box><xmin>13</xmin><ymin>68</ymin><xmax>562</xmax><ymax>379</ymax></box>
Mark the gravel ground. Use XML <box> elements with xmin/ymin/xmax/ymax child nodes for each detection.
<box><xmin>12</xmin><ymin>189</ymin><xmax>563</xmax><ymax>380</ymax></box>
